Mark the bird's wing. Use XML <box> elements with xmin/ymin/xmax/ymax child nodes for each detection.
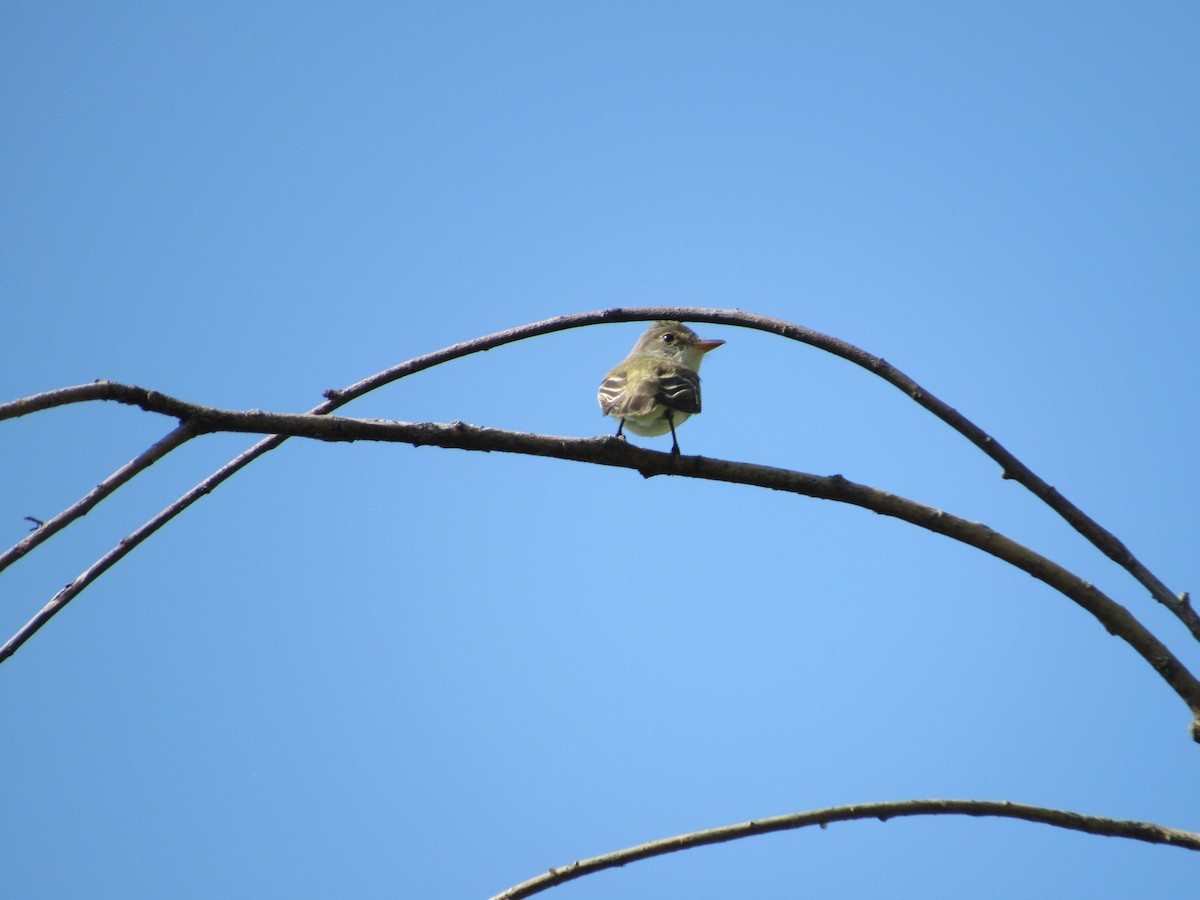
<box><xmin>656</xmin><ymin>366</ymin><xmax>702</xmax><ymax>414</ymax></box>
<box><xmin>598</xmin><ymin>368</ymin><xmax>658</xmax><ymax>418</ymax></box>
<box><xmin>599</xmin><ymin>363</ymin><xmax>702</xmax><ymax>417</ymax></box>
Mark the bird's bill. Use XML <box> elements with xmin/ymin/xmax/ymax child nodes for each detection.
<box><xmin>695</xmin><ymin>339</ymin><xmax>725</xmax><ymax>353</ymax></box>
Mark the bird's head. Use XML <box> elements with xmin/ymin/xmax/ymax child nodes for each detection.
<box><xmin>632</xmin><ymin>321</ymin><xmax>725</xmax><ymax>370</ymax></box>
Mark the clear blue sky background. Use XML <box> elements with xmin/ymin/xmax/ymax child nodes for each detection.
<box><xmin>3</xmin><ymin>3</ymin><xmax>1198</xmax><ymax>897</ymax></box>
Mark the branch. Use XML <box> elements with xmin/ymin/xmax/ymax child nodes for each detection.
<box><xmin>5</xmin><ymin>401</ymin><xmax>1199</xmax><ymax>741</ymax></box>
<box><xmin>487</xmin><ymin>798</ymin><xmax>1200</xmax><ymax>899</ymax></box>
<box><xmin>0</xmin><ymin>423</ymin><xmax>198</xmax><ymax>573</ymax></box>
<box><xmin>0</xmin><ymin>381</ymin><xmax>198</xmax><ymax>421</ymax></box>
<box><xmin>0</xmin><ymin>382</ymin><xmax>228</xmax><ymax>576</ymax></box>
<box><xmin>4</xmin><ymin>309</ymin><xmax>1190</xmax><ymax>640</ymax></box>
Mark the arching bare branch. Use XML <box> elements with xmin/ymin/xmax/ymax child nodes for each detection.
<box><xmin>4</xmin><ymin>309</ymin><xmax>1190</xmax><ymax>641</ymax></box>
<box><xmin>487</xmin><ymin>798</ymin><xmax>1200</xmax><ymax>899</ymax></box>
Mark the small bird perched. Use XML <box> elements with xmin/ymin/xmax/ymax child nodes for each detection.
<box><xmin>597</xmin><ymin>320</ymin><xmax>725</xmax><ymax>455</ymax></box>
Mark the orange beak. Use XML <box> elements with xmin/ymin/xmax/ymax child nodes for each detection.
<box><xmin>696</xmin><ymin>339</ymin><xmax>725</xmax><ymax>353</ymax></box>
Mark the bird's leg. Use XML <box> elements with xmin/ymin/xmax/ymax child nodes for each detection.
<box><xmin>667</xmin><ymin>411</ymin><xmax>680</xmax><ymax>456</ymax></box>
<box><xmin>616</xmin><ymin>418</ymin><xmax>626</xmax><ymax>440</ymax></box>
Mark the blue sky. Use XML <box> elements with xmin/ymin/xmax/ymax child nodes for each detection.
<box><xmin>3</xmin><ymin>3</ymin><xmax>1198</xmax><ymax>897</ymax></box>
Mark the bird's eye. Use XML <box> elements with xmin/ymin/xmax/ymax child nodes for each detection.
<box><xmin>661</xmin><ymin>333</ymin><xmax>676</xmax><ymax>343</ymax></box>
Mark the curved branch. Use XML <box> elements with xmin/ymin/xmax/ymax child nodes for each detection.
<box><xmin>487</xmin><ymin>798</ymin><xmax>1200</xmax><ymax>899</ymax></box>
<box><xmin>4</xmin><ymin>402</ymin><xmax>1199</xmax><ymax>741</ymax></box>
<box><xmin>3</xmin><ymin>309</ymin><xmax>1190</xmax><ymax>640</ymax></box>
<box><xmin>0</xmin><ymin>381</ymin><xmax>183</xmax><ymax>421</ymax></box>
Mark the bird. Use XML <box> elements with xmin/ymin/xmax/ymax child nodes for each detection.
<box><xmin>597</xmin><ymin>320</ymin><xmax>724</xmax><ymax>455</ymax></box>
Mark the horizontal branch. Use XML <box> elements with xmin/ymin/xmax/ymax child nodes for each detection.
<box><xmin>5</xmin><ymin>393</ymin><xmax>1199</xmax><ymax>742</ymax></box>
<box><xmin>488</xmin><ymin>798</ymin><xmax>1200</xmax><ymax>899</ymax></box>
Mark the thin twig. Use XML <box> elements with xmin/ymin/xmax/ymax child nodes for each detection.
<box><xmin>4</xmin><ymin>407</ymin><xmax>1199</xmax><ymax>741</ymax></box>
<box><xmin>0</xmin><ymin>423</ymin><xmax>198</xmax><ymax>573</ymax></box>
<box><xmin>487</xmin><ymin>798</ymin><xmax>1200</xmax><ymax>899</ymax></box>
